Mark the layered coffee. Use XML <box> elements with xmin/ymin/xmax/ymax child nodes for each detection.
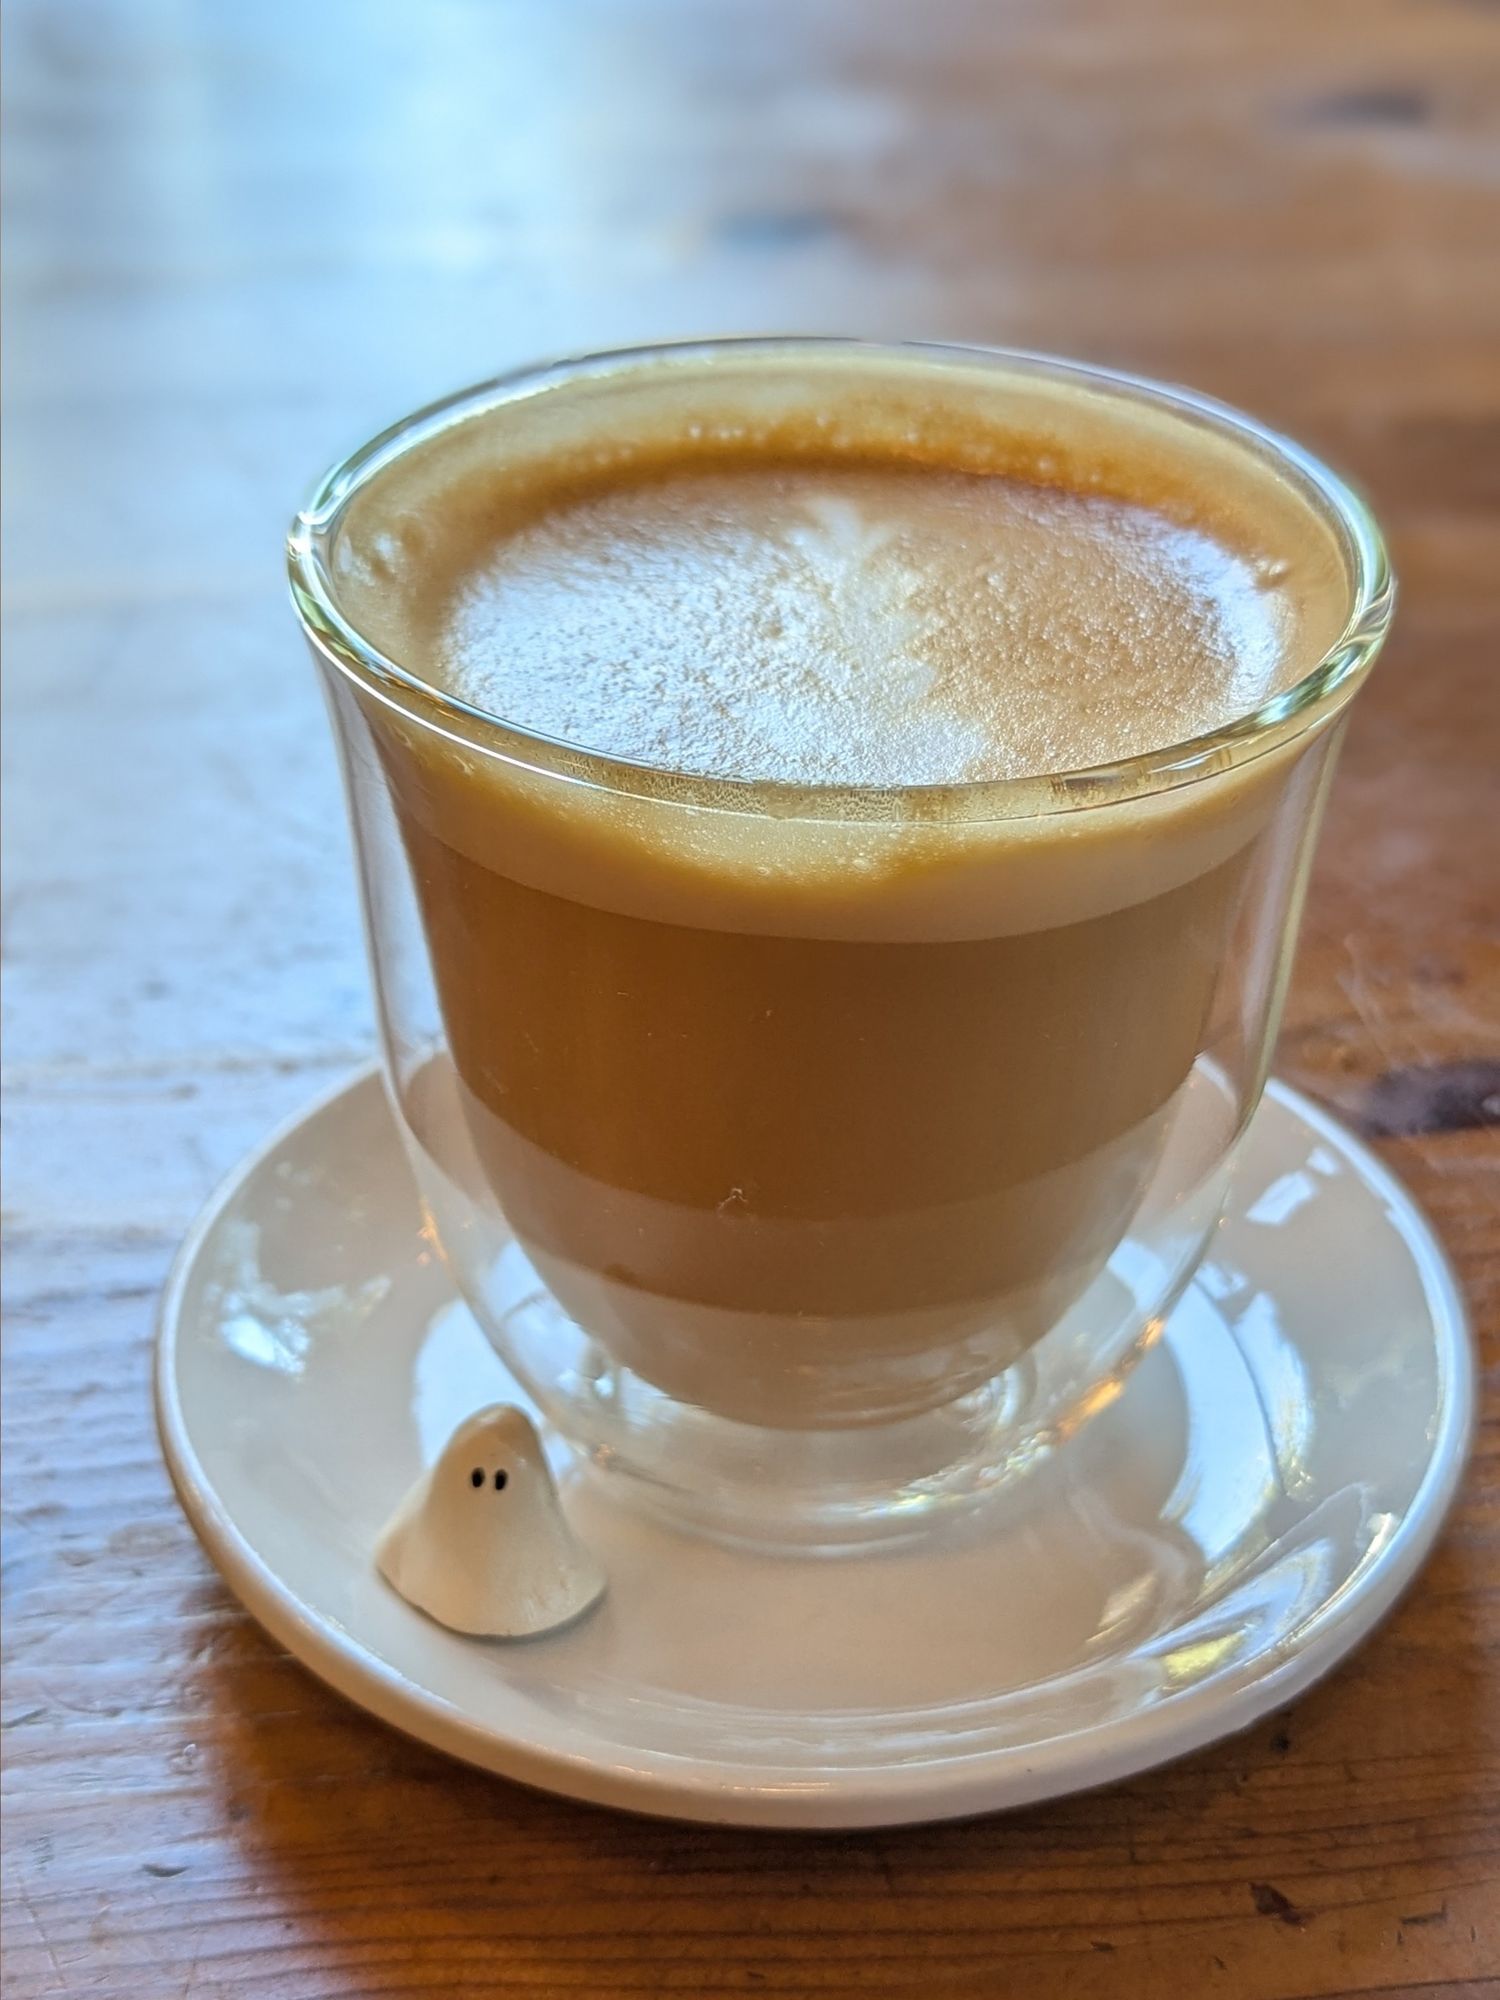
<box><xmin>330</xmin><ymin>353</ymin><xmax>1349</xmax><ymax>1426</ymax></box>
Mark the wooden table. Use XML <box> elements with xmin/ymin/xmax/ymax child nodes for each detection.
<box><xmin>4</xmin><ymin>0</ymin><xmax>1497</xmax><ymax>1992</ymax></box>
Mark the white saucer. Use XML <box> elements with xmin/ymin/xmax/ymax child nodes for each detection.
<box><xmin>156</xmin><ymin>1067</ymin><xmax>1473</xmax><ymax>1829</ymax></box>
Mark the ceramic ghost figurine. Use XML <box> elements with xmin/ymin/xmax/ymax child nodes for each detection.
<box><xmin>377</xmin><ymin>1405</ymin><xmax>605</xmax><ymax>1638</ymax></box>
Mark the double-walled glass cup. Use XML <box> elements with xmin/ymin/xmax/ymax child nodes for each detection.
<box><xmin>289</xmin><ymin>341</ymin><xmax>1392</xmax><ymax>1548</ymax></box>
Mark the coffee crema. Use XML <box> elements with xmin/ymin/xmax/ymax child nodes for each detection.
<box><xmin>350</xmin><ymin>395</ymin><xmax>1344</xmax><ymax>790</ymax></box>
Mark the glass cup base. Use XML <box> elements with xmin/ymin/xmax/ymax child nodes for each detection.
<box><xmin>448</xmin><ymin>1237</ymin><xmax>1198</xmax><ymax>1552</ymax></box>
<box><xmin>545</xmin><ymin>1331</ymin><xmax>1172</xmax><ymax>1552</ymax></box>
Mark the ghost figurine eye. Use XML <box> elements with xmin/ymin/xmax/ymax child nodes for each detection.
<box><xmin>494</xmin><ymin>1469</ymin><xmax>508</xmax><ymax>1491</ymax></box>
<box><xmin>470</xmin><ymin>1467</ymin><xmax>484</xmax><ymax>1488</ymax></box>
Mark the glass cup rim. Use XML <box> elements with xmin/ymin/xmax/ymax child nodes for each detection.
<box><xmin>287</xmin><ymin>337</ymin><xmax>1394</xmax><ymax>825</ymax></box>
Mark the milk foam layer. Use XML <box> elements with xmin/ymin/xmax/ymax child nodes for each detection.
<box><xmin>328</xmin><ymin>351</ymin><xmax>1355</xmax><ymax>940</ymax></box>
<box><xmin>432</xmin><ymin>463</ymin><xmax>1303</xmax><ymax>785</ymax></box>
<box><xmin>335</xmin><ymin>350</ymin><xmax>1350</xmax><ymax>792</ymax></box>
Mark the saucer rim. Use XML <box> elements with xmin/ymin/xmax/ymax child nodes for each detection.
<box><xmin>155</xmin><ymin>1065</ymin><xmax>1475</xmax><ymax>1828</ymax></box>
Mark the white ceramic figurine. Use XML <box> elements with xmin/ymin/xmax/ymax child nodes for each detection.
<box><xmin>377</xmin><ymin>1405</ymin><xmax>605</xmax><ymax>1638</ymax></box>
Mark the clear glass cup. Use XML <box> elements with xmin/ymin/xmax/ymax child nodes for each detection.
<box><xmin>289</xmin><ymin>340</ymin><xmax>1392</xmax><ymax>1549</ymax></box>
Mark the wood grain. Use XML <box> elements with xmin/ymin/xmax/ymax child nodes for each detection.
<box><xmin>3</xmin><ymin>0</ymin><xmax>1497</xmax><ymax>1993</ymax></box>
